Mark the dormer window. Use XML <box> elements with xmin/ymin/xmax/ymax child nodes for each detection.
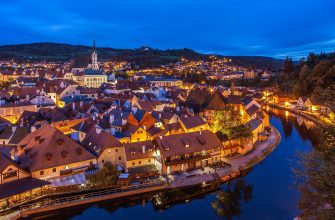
<box><xmin>3</xmin><ymin>170</ymin><xmax>17</xmax><ymax>179</ymax></box>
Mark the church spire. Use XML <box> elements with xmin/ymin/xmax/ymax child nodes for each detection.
<box><xmin>90</xmin><ymin>40</ymin><xmax>99</xmax><ymax>70</ymax></box>
<box><xmin>93</xmin><ymin>40</ymin><xmax>96</xmax><ymax>52</ymax></box>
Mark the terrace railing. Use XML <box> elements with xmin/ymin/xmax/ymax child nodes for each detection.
<box><xmin>19</xmin><ymin>180</ymin><xmax>165</xmax><ymax>213</ymax></box>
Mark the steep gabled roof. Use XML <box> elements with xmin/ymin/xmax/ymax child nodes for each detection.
<box><xmin>124</xmin><ymin>140</ymin><xmax>155</xmax><ymax>161</ymax></box>
<box><xmin>186</xmin><ymin>88</ymin><xmax>227</xmax><ymax>111</ymax></box>
<box><xmin>17</xmin><ymin>125</ymin><xmax>96</xmax><ymax>172</ymax></box>
<box><xmin>179</xmin><ymin>115</ymin><xmax>207</xmax><ymax>129</ymax></box>
<box><xmin>155</xmin><ymin>130</ymin><xmax>222</xmax><ymax>158</ymax></box>
<box><xmin>82</xmin><ymin>129</ymin><xmax>123</xmax><ymax>156</ymax></box>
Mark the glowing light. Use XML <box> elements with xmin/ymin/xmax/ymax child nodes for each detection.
<box><xmin>285</xmin><ymin>102</ymin><xmax>289</xmax><ymax>107</ymax></box>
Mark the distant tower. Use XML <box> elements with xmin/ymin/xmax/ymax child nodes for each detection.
<box><xmin>91</xmin><ymin>40</ymin><xmax>99</xmax><ymax>70</ymax></box>
<box><xmin>230</xmin><ymin>79</ymin><xmax>235</xmax><ymax>95</ymax></box>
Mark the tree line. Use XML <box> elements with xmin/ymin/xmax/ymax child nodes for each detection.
<box><xmin>275</xmin><ymin>52</ymin><xmax>335</xmax><ymax>110</ymax></box>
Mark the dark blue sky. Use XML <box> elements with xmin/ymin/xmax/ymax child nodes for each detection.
<box><xmin>1</xmin><ymin>0</ymin><xmax>335</xmax><ymax>59</ymax></box>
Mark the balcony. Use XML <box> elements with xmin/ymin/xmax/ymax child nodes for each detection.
<box><xmin>60</xmin><ymin>164</ymin><xmax>96</xmax><ymax>176</ymax></box>
<box><xmin>164</xmin><ymin>154</ymin><xmax>211</xmax><ymax>166</ymax></box>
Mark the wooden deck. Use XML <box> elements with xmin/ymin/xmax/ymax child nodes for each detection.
<box><xmin>16</xmin><ymin>182</ymin><xmax>167</xmax><ymax>219</ymax></box>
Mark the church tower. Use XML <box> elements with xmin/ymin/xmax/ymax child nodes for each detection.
<box><xmin>91</xmin><ymin>40</ymin><xmax>99</xmax><ymax>70</ymax></box>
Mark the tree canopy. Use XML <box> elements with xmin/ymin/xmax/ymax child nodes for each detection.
<box><xmin>212</xmin><ymin>179</ymin><xmax>253</xmax><ymax>219</ymax></box>
<box><xmin>212</xmin><ymin>107</ymin><xmax>252</xmax><ymax>140</ymax></box>
<box><xmin>294</xmin><ymin>126</ymin><xmax>335</xmax><ymax>219</ymax></box>
<box><xmin>86</xmin><ymin>162</ymin><xmax>120</xmax><ymax>188</ymax></box>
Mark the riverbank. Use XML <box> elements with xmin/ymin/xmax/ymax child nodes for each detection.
<box><xmin>227</xmin><ymin>125</ymin><xmax>281</xmax><ymax>170</ymax></box>
<box><xmin>166</xmin><ymin>125</ymin><xmax>281</xmax><ymax>188</ymax></box>
<box><xmin>264</xmin><ymin>102</ymin><xmax>327</xmax><ymax>128</ymax></box>
<box><xmin>2</xmin><ymin>126</ymin><xmax>281</xmax><ymax>220</ymax></box>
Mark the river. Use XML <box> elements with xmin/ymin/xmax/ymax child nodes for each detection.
<box><xmin>33</xmin><ymin>108</ymin><xmax>322</xmax><ymax>220</ymax></box>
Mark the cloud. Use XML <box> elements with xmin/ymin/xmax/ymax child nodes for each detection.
<box><xmin>0</xmin><ymin>0</ymin><xmax>334</xmax><ymax>58</ymax></box>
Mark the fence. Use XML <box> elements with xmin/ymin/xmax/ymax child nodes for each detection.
<box><xmin>19</xmin><ymin>180</ymin><xmax>165</xmax><ymax>213</ymax></box>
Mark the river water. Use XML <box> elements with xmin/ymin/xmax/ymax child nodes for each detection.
<box><xmin>34</xmin><ymin>108</ymin><xmax>322</xmax><ymax>220</ymax></box>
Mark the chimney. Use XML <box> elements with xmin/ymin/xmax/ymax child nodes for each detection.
<box><xmin>142</xmin><ymin>145</ymin><xmax>146</xmax><ymax>154</ymax></box>
<box><xmin>159</xmin><ymin>135</ymin><xmax>163</xmax><ymax>140</ymax></box>
<box><xmin>122</xmin><ymin>118</ymin><xmax>127</xmax><ymax>126</ymax></box>
<box><xmin>96</xmin><ymin>127</ymin><xmax>102</xmax><ymax>134</ymax></box>
<box><xmin>11</xmin><ymin>147</ymin><xmax>18</xmax><ymax>162</ymax></box>
<box><xmin>12</xmin><ymin>126</ymin><xmax>17</xmax><ymax>133</ymax></box>
<box><xmin>230</xmin><ymin>80</ymin><xmax>235</xmax><ymax>94</ymax></box>
<box><xmin>72</xmin><ymin>102</ymin><xmax>75</xmax><ymax>111</ymax></box>
<box><xmin>111</xmin><ymin>127</ymin><xmax>116</xmax><ymax>135</ymax></box>
<box><xmin>31</xmin><ymin>126</ymin><xmax>36</xmax><ymax>133</ymax></box>
<box><xmin>80</xmin><ymin>101</ymin><xmax>83</xmax><ymax>108</ymax></box>
<box><xmin>158</xmin><ymin>113</ymin><xmax>162</xmax><ymax>119</ymax></box>
<box><xmin>109</xmin><ymin>114</ymin><xmax>114</xmax><ymax>124</ymax></box>
<box><xmin>176</xmin><ymin>106</ymin><xmax>180</xmax><ymax>112</ymax></box>
<box><xmin>132</xmin><ymin>106</ymin><xmax>138</xmax><ymax>114</ymax></box>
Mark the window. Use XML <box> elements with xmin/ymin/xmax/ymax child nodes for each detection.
<box><xmin>40</xmin><ymin>170</ymin><xmax>44</xmax><ymax>175</ymax></box>
<box><xmin>115</xmin><ymin>149</ymin><xmax>118</xmax><ymax>153</ymax></box>
<box><xmin>118</xmin><ymin>157</ymin><xmax>121</xmax><ymax>160</ymax></box>
<box><xmin>52</xmin><ymin>168</ymin><xmax>56</xmax><ymax>173</ymax></box>
<box><xmin>3</xmin><ymin>171</ymin><xmax>17</xmax><ymax>179</ymax></box>
<box><xmin>102</xmin><ymin>160</ymin><xmax>105</xmax><ymax>163</ymax></box>
<box><xmin>132</xmin><ymin>162</ymin><xmax>135</xmax><ymax>166</ymax></box>
<box><xmin>138</xmin><ymin>161</ymin><xmax>141</xmax><ymax>165</ymax></box>
<box><xmin>148</xmin><ymin>159</ymin><xmax>151</xmax><ymax>163</ymax></box>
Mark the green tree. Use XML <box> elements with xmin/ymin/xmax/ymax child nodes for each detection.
<box><xmin>0</xmin><ymin>80</ymin><xmax>13</xmax><ymax>90</ymax></box>
<box><xmin>212</xmin><ymin>179</ymin><xmax>253</xmax><ymax>219</ymax></box>
<box><xmin>293</xmin><ymin>64</ymin><xmax>312</xmax><ymax>97</ymax></box>
<box><xmin>212</xmin><ymin>107</ymin><xmax>242</xmax><ymax>134</ymax></box>
<box><xmin>284</xmin><ymin>56</ymin><xmax>294</xmax><ymax>78</ymax></box>
<box><xmin>86</xmin><ymin>162</ymin><xmax>120</xmax><ymax>188</ymax></box>
<box><xmin>213</xmin><ymin>107</ymin><xmax>252</xmax><ymax>147</ymax></box>
<box><xmin>294</xmin><ymin>126</ymin><xmax>335</xmax><ymax>219</ymax></box>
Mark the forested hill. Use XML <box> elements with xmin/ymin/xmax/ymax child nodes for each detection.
<box><xmin>279</xmin><ymin>52</ymin><xmax>335</xmax><ymax>109</ymax></box>
<box><xmin>0</xmin><ymin>43</ymin><xmax>284</xmax><ymax>70</ymax></box>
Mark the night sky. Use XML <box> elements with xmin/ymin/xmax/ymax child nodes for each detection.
<box><xmin>1</xmin><ymin>0</ymin><xmax>335</xmax><ymax>59</ymax></box>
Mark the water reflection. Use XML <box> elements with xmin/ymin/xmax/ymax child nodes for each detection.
<box><xmin>294</xmin><ymin>126</ymin><xmax>335</xmax><ymax>219</ymax></box>
<box><xmin>31</xmin><ymin>108</ymin><xmax>323</xmax><ymax>220</ymax></box>
<box><xmin>212</xmin><ymin>179</ymin><xmax>253</xmax><ymax>220</ymax></box>
<box><xmin>265</xmin><ymin>107</ymin><xmax>321</xmax><ymax>145</ymax></box>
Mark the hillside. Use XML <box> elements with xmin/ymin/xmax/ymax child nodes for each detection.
<box><xmin>0</xmin><ymin>43</ymin><xmax>284</xmax><ymax>69</ymax></box>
